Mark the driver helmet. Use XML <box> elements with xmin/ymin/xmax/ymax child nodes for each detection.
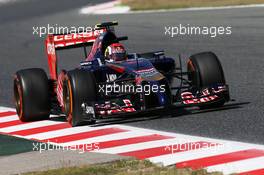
<box><xmin>104</xmin><ymin>43</ymin><xmax>127</xmax><ymax>62</ymax></box>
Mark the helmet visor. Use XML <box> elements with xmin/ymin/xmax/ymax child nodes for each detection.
<box><xmin>112</xmin><ymin>53</ymin><xmax>126</xmax><ymax>61</ymax></box>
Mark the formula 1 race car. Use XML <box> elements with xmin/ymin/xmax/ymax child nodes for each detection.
<box><xmin>14</xmin><ymin>21</ymin><xmax>230</xmax><ymax>127</ymax></box>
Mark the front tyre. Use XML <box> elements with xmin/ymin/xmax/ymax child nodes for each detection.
<box><xmin>63</xmin><ymin>69</ymin><xmax>97</xmax><ymax>127</ymax></box>
<box><xmin>187</xmin><ymin>52</ymin><xmax>229</xmax><ymax>108</ymax></box>
<box><xmin>188</xmin><ymin>52</ymin><xmax>226</xmax><ymax>88</ymax></box>
<box><xmin>14</xmin><ymin>68</ymin><xmax>50</xmax><ymax>122</ymax></box>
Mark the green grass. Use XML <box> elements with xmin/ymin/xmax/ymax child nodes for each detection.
<box><xmin>121</xmin><ymin>0</ymin><xmax>264</xmax><ymax>10</ymax></box>
<box><xmin>23</xmin><ymin>159</ymin><xmax>223</xmax><ymax>175</ymax></box>
<box><xmin>0</xmin><ymin>134</ymin><xmax>39</xmax><ymax>156</ymax></box>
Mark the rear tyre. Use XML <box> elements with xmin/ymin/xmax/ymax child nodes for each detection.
<box><xmin>14</xmin><ymin>68</ymin><xmax>50</xmax><ymax>122</ymax></box>
<box><xmin>63</xmin><ymin>69</ymin><xmax>97</xmax><ymax>127</ymax></box>
<box><xmin>187</xmin><ymin>52</ymin><xmax>228</xmax><ymax>108</ymax></box>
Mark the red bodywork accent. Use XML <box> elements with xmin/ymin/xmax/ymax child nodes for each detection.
<box><xmin>45</xmin><ymin>35</ymin><xmax>57</xmax><ymax>80</ymax></box>
<box><xmin>107</xmin><ymin>63</ymin><xmax>125</xmax><ymax>73</ymax></box>
<box><xmin>181</xmin><ymin>86</ymin><xmax>227</xmax><ymax>105</ymax></box>
<box><xmin>57</xmin><ymin>70</ymin><xmax>67</xmax><ymax>107</ymax></box>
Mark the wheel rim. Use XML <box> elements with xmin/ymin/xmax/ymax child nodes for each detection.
<box><xmin>63</xmin><ymin>79</ymin><xmax>73</xmax><ymax>124</ymax></box>
<box><xmin>14</xmin><ymin>80</ymin><xmax>23</xmax><ymax>119</ymax></box>
<box><xmin>187</xmin><ymin>59</ymin><xmax>198</xmax><ymax>87</ymax></box>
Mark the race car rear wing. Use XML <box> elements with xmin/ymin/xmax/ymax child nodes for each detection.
<box><xmin>47</xmin><ymin>21</ymin><xmax>118</xmax><ymax>50</ymax></box>
<box><xmin>52</xmin><ymin>30</ymin><xmax>105</xmax><ymax>49</ymax></box>
<box><xmin>45</xmin><ymin>29</ymin><xmax>105</xmax><ymax>80</ymax></box>
<box><xmin>45</xmin><ymin>21</ymin><xmax>120</xmax><ymax>80</ymax></box>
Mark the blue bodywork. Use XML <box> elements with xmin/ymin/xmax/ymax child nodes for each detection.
<box><xmin>78</xmin><ymin>31</ymin><xmax>175</xmax><ymax>109</ymax></box>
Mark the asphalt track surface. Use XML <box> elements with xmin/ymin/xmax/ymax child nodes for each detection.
<box><xmin>0</xmin><ymin>1</ymin><xmax>263</xmax><ymax>146</ymax></box>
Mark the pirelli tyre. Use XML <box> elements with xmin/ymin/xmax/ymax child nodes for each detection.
<box><xmin>187</xmin><ymin>52</ymin><xmax>229</xmax><ymax>108</ymax></box>
<box><xmin>14</xmin><ymin>68</ymin><xmax>50</xmax><ymax>122</ymax></box>
<box><xmin>63</xmin><ymin>69</ymin><xmax>97</xmax><ymax>127</ymax></box>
